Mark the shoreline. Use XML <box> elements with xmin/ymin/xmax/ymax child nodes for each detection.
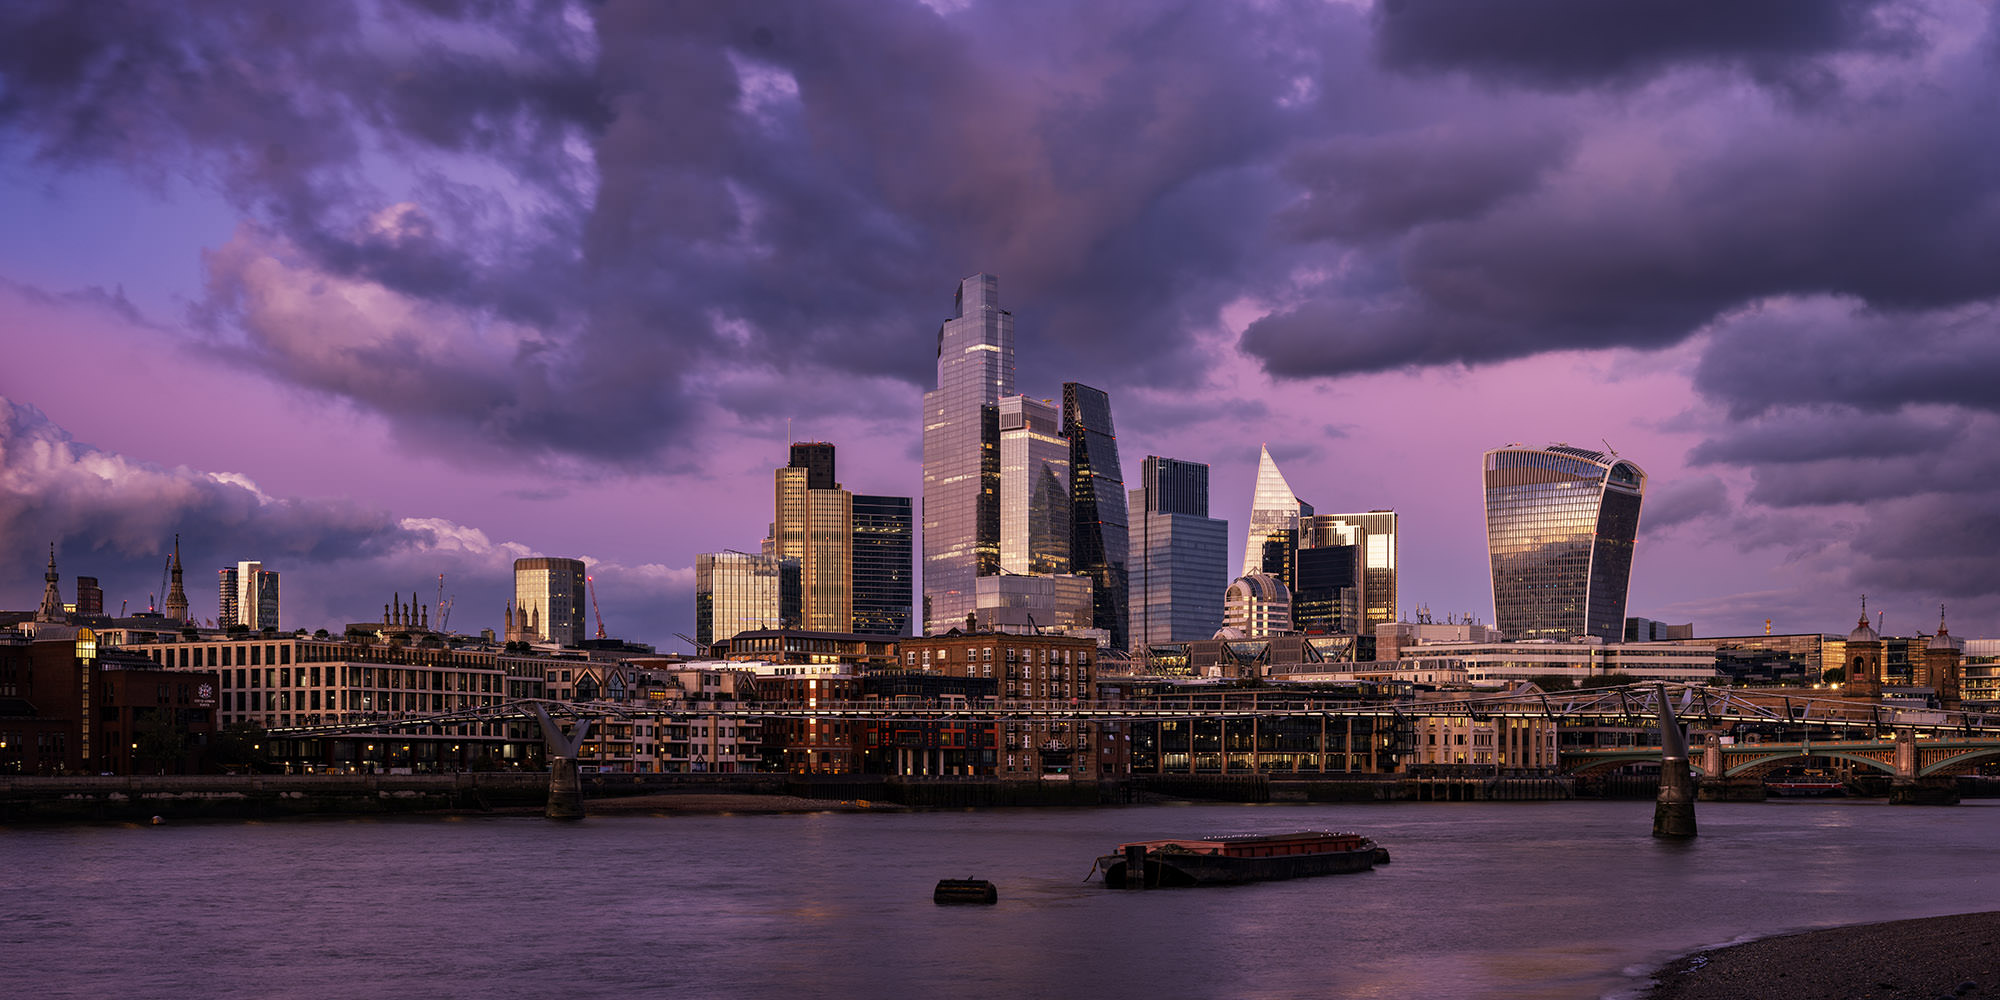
<box><xmin>1644</xmin><ymin>911</ymin><xmax>2000</xmax><ymax>1000</ymax></box>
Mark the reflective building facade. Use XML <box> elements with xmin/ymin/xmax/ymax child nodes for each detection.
<box><xmin>852</xmin><ymin>494</ymin><xmax>914</xmax><ymax>636</ymax></box>
<box><xmin>922</xmin><ymin>274</ymin><xmax>1013</xmax><ymax>634</ymax></box>
<box><xmin>997</xmin><ymin>395</ymin><xmax>1070</xmax><ymax>576</ymax></box>
<box><xmin>695</xmin><ymin>551</ymin><xmax>802</xmax><ymax>649</ymax></box>
<box><xmin>1304</xmin><ymin>511</ymin><xmax>1399</xmax><ymax>632</ymax></box>
<box><xmin>1243</xmin><ymin>444</ymin><xmax>1312</xmax><ymax>580</ymax></box>
<box><xmin>1482</xmin><ymin>445</ymin><xmax>1646</xmax><ymax>643</ymax></box>
<box><xmin>1063</xmin><ymin>382</ymin><xmax>1129</xmax><ymax>650</ymax></box>
<box><xmin>514</xmin><ymin>556</ymin><xmax>587</xmax><ymax>646</ymax></box>
<box><xmin>1128</xmin><ymin>456</ymin><xmax>1229</xmax><ymax>648</ymax></box>
<box><xmin>773</xmin><ymin>449</ymin><xmax>853</xmax><ymax>634</ymax></box>
<box><xmin>218</xmin><ymin>561</ymin><xmax>281</xmax><ymax>631</ymax></box>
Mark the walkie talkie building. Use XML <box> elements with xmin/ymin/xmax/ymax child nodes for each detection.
<box><xmin>1482</xmin><ymin>445</ymin><xmax>1645</xmax><ymax>643</ymax></box>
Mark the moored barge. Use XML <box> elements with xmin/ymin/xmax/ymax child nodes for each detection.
<box><xmin>1099</xmin><ymin>830</ymin><xmax>1388</xmax><ymax>888</ymax></box>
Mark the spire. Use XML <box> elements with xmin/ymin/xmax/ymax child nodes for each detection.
<box><xmin>36</xmin><ymin>543</ymin><xmax>66</xmax><ymax>623</ymax></box>
<box><xmin>164</xmin><ymin>534</ymin><xmax>190</xmax><ymax>623</ymax></box>
<box><xmin>1939</xmin><ymin>602</ymin><xmax>1949</xmax><ymax>637</ymax></box>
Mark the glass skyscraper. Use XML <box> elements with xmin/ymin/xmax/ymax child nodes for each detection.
<box><xmin>922</xmin><ymin>274</ymin><xmax>1013</xmax><ymax>634</ymax></box>
<box><xmin>997</xmin><ymin>395</ymin><xmax>1070</xmax><ymax>576</ymax></box>
<box><xmin>1064</xmin><ymin>382</ymin><xmax>1129</xmax><ymax>650</ymax></box>
<box><xmin>852</xmin><ymin>494</ymin><xmax>914</xmax><ymax>636</ymax></box>
<box><xmin>514</xmin><ymin>556</ymin><xmax>587</xmax><ymax>646</ymax></box>
<box><xmin>1483</xmin><ymin>445</ymin><xmax>1646</xmax><ymax>642</ymax></box>
<box><xmin>1305</xmin><ymin>510</ymin><xmax>1399</xmax><ymax>632</ymax></box>
<box><xmin>772</xmin><ymin>447</ymin><xmax>853</xmax><ymax>633</ymax></box>
<box><xmin>1128</xmin><ymin>456</ymin><xmax>1228</xmax><ymax>648</ymax></box>
<box><xmin>218</xmin><ymin>561</ymin><xmax>280</xmax><ymax>631</ymax></box>
<box><xmin>695</xmin><ymin>551</ymin><xmax>801</xmax><ymax>649</ymax></box>
<box><xmin>1243</xmin><ymin>444</ymin><xmax>1312</xmax><ymax>580</ymax></box>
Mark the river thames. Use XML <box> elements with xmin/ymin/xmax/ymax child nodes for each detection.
<box><xmin>6</xmin><ymin>799</ymin><xmax>1995</xmax><ymax>999</ymax></box>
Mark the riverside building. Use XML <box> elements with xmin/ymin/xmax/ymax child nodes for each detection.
<box><xmin>1482</xmin><ymin>444</ymin><xmax>1645</xmax><ymax>642</ymax></box>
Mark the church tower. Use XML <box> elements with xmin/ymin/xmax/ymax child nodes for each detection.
<box><xmin>1840</xmin><ymin>597</ymin><xmax>1883</xmax><ymax>699</ymax></box>
<box><xmin>164</xmin><ymin>534</ymin><xmax>190</xmax><ymax>623</ymax></box>
<box><xmin>35</xmin><ymin>543</ymin><xmax>65</xmax><ymax>623</ymax></box>
<box><xmin>1923</xmin><ymin>605</ymin><xmax>1964</xmax><ymax>710</ymax></box>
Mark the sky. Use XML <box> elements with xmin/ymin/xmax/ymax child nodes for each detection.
<box><xmin>4</xmin><ymin>0</ymin><xmax>2000</xmax><ymax>649</ymax></box>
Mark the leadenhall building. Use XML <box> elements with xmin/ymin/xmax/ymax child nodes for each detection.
<box><xmin>1482</xmin><ymin>444</ymin><xmax>1646</xmax><ymax>643</ymax></box>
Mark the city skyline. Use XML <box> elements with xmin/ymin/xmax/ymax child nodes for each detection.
<box><xmin>7</xmin><ymin>2</ymin><xmax>2000</xmax><ymax>647</ymax></box>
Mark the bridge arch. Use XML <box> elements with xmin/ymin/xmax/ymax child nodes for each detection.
<box><xmin>1920</xmin><ymin>746</ymin><xmax>2000</xmax><ymax>777</ymax></box>
<box><xmin>1724</xmin><ymin>750</ymin><xmax>1897</xmax><ymax>778</ymax></box>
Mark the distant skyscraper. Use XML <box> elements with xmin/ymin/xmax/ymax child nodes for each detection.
<box><xmin>1307</xmin><ymin>511</ymin><xmax>1398</xmax><ymax>632</ymax></box>
<box><xmin>1243</xmin><ymin>444</ymin><xmax>1312</xmax><ymax>580</ymax></box>
<box><xmin>695</xmin><ymin>551</ymin><xmax>801</xmax><ymax>649</ymax></box>
<box><xmin>997</xmin><ymin>395</ymin><xmax>1070</xmax><ymax>576</ymax></box>
<box><xmin>219</xmin><ymin>560</ymin><xmax>280</xmax><ymax>631</ymax></box>
<box><xmin>923</xmin><ymin>274</ymin><xmax>1013</xmax><ymax>634</ymax></box>
<box><xmin>852</xmin><ymin>494</ymin><xmax>914</xmax><ymax>636</ymax></box>
<box><xmin>1291</xmin><ymin>543</ymin><xmax>1360</xmax><ymax>635</ymax></box>
<box><xmin>1063</xmin><ymin>382</ymin><xmax>1129</xmax><ymax>650</ymax></box>
<box><xmin>1128</xmin><ymin>456</ymin><xmax>1228</xmax><ymax>648</ymax></box>
<box><xmin>1483</xmin><ymin>445</ymin><xmax>1646</xmax><ymax>642</ymax></box>
<box><xmin>514</xmin><ymin>556</ymin><xmax>587</xmax><ymax>646</ymax></box>
<box><xmin>163</xmin><ymin>535</ymin><xmax>189</xmax><ymax>623</ymax></box>
<box><xmin>772</xmin><ymin>446</ymin><xmax>853</xmax><ymax>633</ymax></box>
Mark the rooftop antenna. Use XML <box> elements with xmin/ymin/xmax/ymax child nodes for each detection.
<box><xmin>1601</xmin><ymin>438</ymin><xmax>1618</xmax><ymax>456</ymax></box>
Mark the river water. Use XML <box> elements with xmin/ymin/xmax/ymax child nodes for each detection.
<box><xmin>6</xmin><ymin>799</ymin><xmax>1996</xmax><ymax>999</ymax></box>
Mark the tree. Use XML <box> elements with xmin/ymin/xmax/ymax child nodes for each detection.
<box><xmin>133</xmin><ymin>709</ymin><xmax>189</xmax><ymax>774</ymax></box>
<box><xmin>211</xmin><ymin>722</ymin><xmax>276</xmax><ymax>774</ymax></box>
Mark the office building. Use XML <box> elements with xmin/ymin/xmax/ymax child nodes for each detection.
<box><xmin>1482</xmin><ymin>444</ymin><xmax>1646</xmax><ymax>642</ymax></box>
<box><xmin>851</xmin><ymin>494</ymin><xmax>914</xmax><ymax>636</ymax></box>
<box><xmin>75</xmin><ymin>576</ymin><xmax>103</xmax><ymax>618</ymax></box>
<box><xmin>772</xmin><ymin>447</ymin><xmax>853</xmax><ymax>633</ymax></box>
<box><xmin>1063</xmin><ymin>382</ymin><xmax>1129</xmax><ymax>650</ymax></box>
<box><xmin>922</xmin><ymin>274</ymin><xmax>1013</xmax><ymax>634</ymax></box>
<box><xmin>218</xmin><ymin>561</ymin><xmax>280</xmax><ymax>631</ymax></box>
<box><xmin>1222</xmin><ymin>573</ymin><xmax>1292</xmax><ymax>638</ymax></box>
<box><xmin>1243</xmin><ymin>445</ymin><xmax>1312</xmax><ymax>580</ymax></box>
<box><xmin>1128</xmin><ymin>456</ymin><xmax>1229</xmax><ymax>648</ymax></box>
<box><xmin>1308</xmin><ymin>511</ymin><xmax>1398</xmax><ymax>631</ymax></box>
<box><xmin>997</xmin><ymin>395</ymin><xmax>1070</xmax><ymax>576</ymax></box>
<box><xmin>973</xmin><ymin>573</ymin><xmax>1094</xmax><ymax>634</ymax></box>
<box><xmin>694</xmin><ymin>551</ymin><xmax>801</xmax><ymax>650</ymax></box>
<box><xmin>1292</xmin><ymin>543</ymin><xmax>1361</xmax><ymax>635</ymax></box>
<box><xmin>514</xmin><ymin>556</ymin><xmax>587</xmax><ymax>646</ymax></box>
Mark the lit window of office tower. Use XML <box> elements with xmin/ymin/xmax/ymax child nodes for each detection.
<box><xmin>1128</xmin><ymin>456</ymin><xmax>1228</xmax><ymax>648</ymax></box>
<box><xmin>218</xmin><ymin>561</ymin><xmax>280</xmax><ymax>631</ymax></box>
<box><xmin>513</xmin><ymin>556</ymin><xmax>588</xmax><ymax>646</ymax></box>
<box><xmin>1302</xmin><ymin>511</ymin><xmax>1399</xmax><ymax>632</ymax></box>
<box><xmin>1243</xmin><ymin>444</ymin><xmax>1312</xmax><ymax>580</ymax></box>
<box><xmin>852</xmin><ymin>494</ymin><xmax>914</xmax><ymax>636</ymax></box>
<box><xmin>997</xmin><ymin>395</ymin><xmax>1070</xmax><ymax>576</ymax></box>
<box><xmin>1483</xmin><ymin>444</ymin><xmax>1645</xmax><ymax>642</ymax></box>
<box><xmin>922</xmin><ymin>274</ymin><xmax>1013</xmax><ymax>634</ymax></box>
<box><xmin>1064</xmin><ymin>382</ymin><xmax>1129</xmax><ymax>650</ymax></box>
<box><xmin>772</xmin><ymin>444</ymin><xmax>853</xmax><ymax>633</ymax></box>
<box><xmin>695</xmin><ymin>551</ymin><xmax>802</xmax><ymax>649</ymax></box>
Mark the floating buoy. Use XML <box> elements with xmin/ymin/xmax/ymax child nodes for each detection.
<box><xmin>150</xmin><ymin>815</ymin><xmax>165</xmax><ymax>826</ymax></box>
<box><xmin>934</xmin><ymin>879</ymin><xmax>998</xmax><ymax>905</ymax></box>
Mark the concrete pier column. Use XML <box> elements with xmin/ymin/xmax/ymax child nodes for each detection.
<box><xmin>1702</xmin><ymin>741</ymin><xmax>1725</xmax><ymax>782</ymax></box>
<box><xmin>1653</xmin><ymin>685</ymin><xmax>1697</xmax><ymax>838</ymax></box>
<box><xmin>546</xmin><ymin>757</ymin><xmax>584</xmax><ymax>820</ymax></box>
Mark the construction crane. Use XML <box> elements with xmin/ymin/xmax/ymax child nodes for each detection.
<box><xmin>587</xmin><ymin>574</ymin><xmax>607</xmax><ymax>640</ymax></box>
<box><xmin>673</xmin><ymin>632</ymin><xmax>706</xmax><ymax>657</ymax></box>
<box><xmin>434</xmin><ymin>573</ymin><xmax>454</xmax><ymax>633</ymax></box>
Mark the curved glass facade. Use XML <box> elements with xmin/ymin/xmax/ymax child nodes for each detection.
<box><xmin>1482</xmin><ymin>446</ymin><xmax>1645</xmax><ymax>642</ymax></box>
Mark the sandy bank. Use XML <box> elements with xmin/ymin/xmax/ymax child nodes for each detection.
<box><xmin>1647</xmin><ymin>911</ymin><xmax>2000</xmax><ymax>1000</ymax></box>
<box><xmin>583</xmin><ymin>793</ymin><xmax>909</xmax><ymax>815</ymax></box>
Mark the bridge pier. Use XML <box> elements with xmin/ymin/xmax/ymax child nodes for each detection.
<box><xmin>1698</xmin><ymin>776</ymin><xmax>1766</xmax><ymax>802</ymax></box>
<box><xmin>1653</xmin><ymin>685</ymin><xmax>1697</xmax><ymax>838</ymax></box>
<box><xmin>546</xmin><ymin>757</ymin><xmax>585</xmax><ymax>819</ymax></box>
<box><xmin>1889</xmin><ymin>777</ymin><xmax>1959</xmax><ymax>805</ymax></box>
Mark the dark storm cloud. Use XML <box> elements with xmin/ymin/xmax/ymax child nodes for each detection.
<box><xmin>1372</xmin><ymin>0</ymin><xmax>1908</xmax><ymax>90</ymax></box>
<box><xmin>1694</xmin><ymin>300</ymin><xmax>2000</xmax><ymax>420</ymax></box>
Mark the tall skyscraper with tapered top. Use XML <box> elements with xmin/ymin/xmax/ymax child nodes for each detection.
<box><xmin>1242</xmin><ymin>444</ymin><xmax>1312</xmax><ymax>581</ymax></box>
<box><xmin>1483</xmin><ymin>444</ymin><xmax>1645</xmax><ymax>642</ymax></box>
<box><xmin>1064</xmin><ymin>382</ymin><xmax>1129</xmax><ymax>650</ymax></box>
<box><xmin>922</xmin><ymin>274</ymin><xmax>1013</xmax><ymax>634</ymax></box>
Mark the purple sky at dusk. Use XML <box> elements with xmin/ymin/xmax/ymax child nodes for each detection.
<box><xmin>5</xmin><ymin>0</ymin><xmax>2000</xmax><ymax>649</ymax></box>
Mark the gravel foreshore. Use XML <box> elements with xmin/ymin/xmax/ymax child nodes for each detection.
<box><xmin>1647</xmin><ymin>911</ymin><xmax>2000</xmax><ymax>1000</ymax></box>
<box><xmin>582</xmin><ymin>793</ymin><xmax>907</xmax><ymax>815</ymax></box>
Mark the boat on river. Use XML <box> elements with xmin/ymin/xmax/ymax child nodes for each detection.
<box><xmin>1098</xmin><ymin>830</ymin><xmax>1388</xmax><ymax>888</ymax></box>
<box><xmin>1766</xmin><ymin>769</ymin><xmax>1845</xmax><ymax>797</ymax></box>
